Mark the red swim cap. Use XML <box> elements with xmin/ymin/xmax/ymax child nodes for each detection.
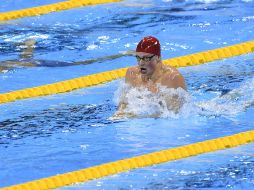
<box><xmin>136</xmin><ymin>36</ymin><xmax>161</xmax><ymax>57</ymax></box>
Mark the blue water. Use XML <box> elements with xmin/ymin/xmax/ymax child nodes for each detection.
<box><xmin>0</xmin><ymin>0</ymin><xmax>66</xmax><ymax>12</ymax></box>
<box><xmin>1</xmin><ymin>0</ymin><xmax>254</xmax><ymax>189</ymax></box>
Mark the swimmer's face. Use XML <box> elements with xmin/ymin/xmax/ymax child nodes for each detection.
<box><xmin>136</xmin><ymin>52</ymin><xmax>159</xmax><ymax>76</ymax></box>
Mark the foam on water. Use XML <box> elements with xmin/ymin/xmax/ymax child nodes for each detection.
<box><xmin>114</xmin><ymin>81</ymin><xmax>194</xmax><ymax>119</ymax></box>
<box><xmin>114</xmin><ymin>77</ymin><xmax>254</xmax><ymax>119</ymax></box>
<box><xmin>3</xmin><ymin>34</ymin><xmax>49</xmax><ymax>43</ymax></box>
<box><xmin>198</xmin><ymin>77</ymin><xmax>254</xmax><ymax>117</ymax></box>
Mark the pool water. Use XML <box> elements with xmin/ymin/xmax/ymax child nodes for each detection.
<box><xmin>1</xmin><ymin>0</ymin><xmax>254</xmax><ymax>189</ymax></box>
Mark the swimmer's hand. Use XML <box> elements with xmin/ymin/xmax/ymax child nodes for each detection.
<box><xmin>109</xmin><ymin>110</ymin><xmax>136</xmax><ymax>120</ymax></box>
<box><xmin>110</xmin><ymin>111</ymin><xmax>163</xmax><ymax>120</ymax></box>
<box><xmin>109</xmin><ymin>102</ymin><xmax>136</xmax><ymax>120</ymax></box>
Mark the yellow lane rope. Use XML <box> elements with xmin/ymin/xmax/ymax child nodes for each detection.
<box><xmin>2</xmin><ymin>130</ymin><xmax>254</xmax><ymax>190</ymax></box>
<box><xmin>0</xmin><ymin>68</ymin><xmax>128</xmax><ymax>104</ymax></box>
<box><xmin>163</xmin><ymin>40</ymin><xmax>254</xmax><ymax>68</ymax></box>
<box><xmin>0</xmin><ymin>40</ymin><xmax>254</xmax><ymax>104</ymax></box>
<box><xmin>0</xmin><ymin>0</ymin><xmax>122</xmax><ymax>22</ymax></box>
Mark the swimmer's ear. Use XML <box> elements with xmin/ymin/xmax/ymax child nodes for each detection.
<box><xmin>155</xmin><ymin>55</ymin><xmax>161</xmax><ymax>62</ymax></box>
<box><xmin>20</xmin><ymin>39</ymin><xmax>36</xmax><ymax>59</ymax></box>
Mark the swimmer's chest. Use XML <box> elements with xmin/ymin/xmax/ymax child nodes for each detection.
<box><xmin>130</xmin><ymin>75</ymin><xmax>163</xmax><ymax>93</ymax></box>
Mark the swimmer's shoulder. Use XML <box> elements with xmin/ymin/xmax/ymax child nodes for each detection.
<box><xmin>126</xmin><ymin>66</ymin><xmax>140</xmax><ymax>77</ymax></box>
<box><xmin>125</xmin><ymin>66</ymin><xmax>140</xmax><ymax>83</ymax></box>
<box><xmin>163</xmin><ymin>64</ymin><xmax>179</xmax><ymax>74</ymax></box>
<box><xmin>161</xmin><ymin>65</ymin><xmax>187</xmax><ymax>90</ymax></box>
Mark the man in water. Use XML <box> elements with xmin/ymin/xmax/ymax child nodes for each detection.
<box><xmin>113</xmin><ymin>36</ymin><xmax>187</xmax><ymax>118</ymax></box>
<box><xmin>0</xmin><ymin>39</ymin><xmax>133</xmax><ymax>73</ymax></box>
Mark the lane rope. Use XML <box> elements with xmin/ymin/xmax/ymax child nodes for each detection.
<box><xmin>2</xmin><ymin>130</ymin><xmax>254</xmax><ymax>190</ymax></box>
<box><xmin>0</xmin><ymin>0</ymin><xmax>122</xmax><ymax>22</ymax></box>
<box><xmin>1</xmin><ymin>40</ymin><xmax>254</xmax><ymax>104</ymax></box>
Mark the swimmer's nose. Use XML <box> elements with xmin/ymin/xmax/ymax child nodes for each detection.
<box><xmin>138</xmin><ymin>59</ymin><xmax>146</xmax><ymax>66</ymax></box>
<box><xmin>138</xmin><ymin>61</ymin><xmax>143</xmax><ymax>66</ymax></box>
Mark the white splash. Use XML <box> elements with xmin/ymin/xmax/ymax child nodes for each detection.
<box><xmin>197</xmin><ymin>78</ymin><xmax>254</xmax><ymax>116</ymax></box>
<box><xmin>196</xmin><ymin>0</ymin><xmax>219</xmax><ymax>3</ymax></box>
<box><xmin>98</xmin><ymin>36</ymin><xmax>110</xmax><ymax>43</ymax></box>
<box><xmin>4</xmin><ymin>34</ymin><xmax>49</xmax><ymax>42</ymax></box>
<box><xmin>124</xmin><ymin>43</ymin><xmax>131</xmax><ymax>48</ymax></box>
<box><xmin>114</xmin><ymin>81</ymin><xmax>194</xmax><ymax>119</ymax></box>
<box><xmin>165</xmin><ymin>42</ymin><xmax>192</xmax><ymax>51</ymax></box>
<box><xmin>114</xmin><ymin>78</ymin><xmax>254</xmax><ymax>119</ymax></box>
<box><xmin>86</xmin><ymin>43</ymin><xmax>100</xmax><ymax>50</ymax></box>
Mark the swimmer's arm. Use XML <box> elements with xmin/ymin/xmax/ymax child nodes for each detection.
<box><xmin>125</xmin><ymin>66</ymin><xmax>138</xmax><ymax>86</ymax></box>
<box><xmin>174</xmin><ymin>74</ymin><xmax>186</xmax><ymax>90</ymax></box>
<box><xmin>162</xmin><ymin>74</ymin><xmax>187</xmax><ymax>113</ymax></box>
<box><xmin>118</xmin><ymin>101</ymin><xmax>127</xmax><ymax>112</ymax></box>
<box><xmin>164</xmin><ymin>95</ymin><xmax>183</xmax><ymax>114</ymax></box>
<box><xmin>0</xmin><ymin>61</ymin><xmax>35</xmax><ymax>72</ymax></box>
<box><xmin>111</xmin><ymin>83</ymin><xmax>134</xmax><ymax>119</ymax></box>
<box><xmin>113</xmin><ymin>83</ymin><xmax>129</xmax><ymax>118</ymax></box>
<box><xmin>111</xmin><ymin>68</ymin><xmax>138</xmax><ymax>120</ymax></box>
<box><xmin>111</xmin><ymin>102</ymin><xmax>136</xmax><ymax>120</ymax></box>
<box><xmin>0</xmin><ymin>66</ymin><xmax>9</xmax><ymax>72</ymax></box>
<box><xmin>125</xmin><ymin>68</ymin><xmax>132</xmax><ymax>83</ymax></box>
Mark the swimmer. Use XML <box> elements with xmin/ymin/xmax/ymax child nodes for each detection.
<box><xmin>113</xmin><ymin>36</ymin><xmax>187</xmax><ymax>119</ymax></box>
<box><xmin>0</xmin><ymin>39</ymin><xmax>134</xmax><ymax>73</ymax></box>
<box><xmin>1</xmin><ymin>39</ymin><xmax>36</xmax><ymax>72</ymax></box>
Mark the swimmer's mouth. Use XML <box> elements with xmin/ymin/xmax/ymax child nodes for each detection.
<box><xmin>140</xmin><ymin>67</ymin><xmax>147</xmax><ymax>74</ymax></box>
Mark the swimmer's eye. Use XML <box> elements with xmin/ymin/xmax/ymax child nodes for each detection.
<box><xmin>136</xmin><ymin>55</ymin><xmax>155</xmax><ymax>62</ymax></box>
